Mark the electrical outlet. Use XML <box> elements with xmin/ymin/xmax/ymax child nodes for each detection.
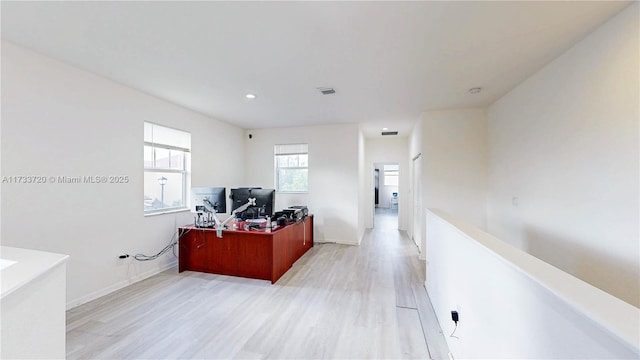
<box><xmin>451</xmin><ymin>310</ymin><xmax>459</xmax><ymax>323</ymax></box>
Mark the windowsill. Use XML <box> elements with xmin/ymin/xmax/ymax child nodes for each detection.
<box><xmin>144</xmin><ymin>208</ymin><xmax>190</xmax><ymax>217</ymax></box>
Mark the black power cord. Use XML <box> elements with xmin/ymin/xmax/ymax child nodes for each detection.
<box><xmin>122</xmin><ymin>228</ymin><xmax>191</xmax><ymax>261</ymax></box>
<box><xmin>450</xmin><ymin>310</ymin><xmax>459</xmax><ymax>339</ymax></box>
<box><xmin>449</xmin><ymin>322</ymin><xmax>459</xmax><ymax>339</ymax></box>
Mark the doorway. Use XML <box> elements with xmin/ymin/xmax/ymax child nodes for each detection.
<box><xmin>373</xmin><ymin>162</ymin><xmax>399</xmax><ymax>228</ymax></box>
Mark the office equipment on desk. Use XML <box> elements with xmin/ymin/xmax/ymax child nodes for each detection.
<box><xmin>229</xmin><ymin>188</ymin><xmax>275</xmax><ymax>220</ymax></box>
<box><xmin>191</xmin><ymin>187</ymin><xmax>226</xmax><ymax>228</ymax></box>
<box><xmin>275</xmin><ymin>205</ymin><xmax>308</xmax><ymax>223</ymax></box>
<box><xmin>244</xmin><ymin>223</ymin><xmax>261</xmax><ymax>230</ymax></box>
<box><xmin>288</xmin><ymin>205</ymin><xmax>309</xmax><ymax>217</ymax></box>
<box><xmin>178</xmin><ymin>215</ymin><xmax>314</xmax><ymax>283</ymax></box>
<box><xmin>190</xmin><ymin>187</ymin><xmax>275</xmax><ymax>237</ymax></box>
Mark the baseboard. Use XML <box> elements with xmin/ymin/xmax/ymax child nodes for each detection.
<box><xmin>331</xmin><ymin>238</ymin><xmax>359</xmax><ymax>246</ymax></box>
<box><xmin>66</xmin><ymin>260</ymin><xmax>177</xmax><ymax>310</ymax></box>
<box><xmin>315</xmin><ymin>238</ymin><xmax>359</xmax><ymax>246</ymax></box>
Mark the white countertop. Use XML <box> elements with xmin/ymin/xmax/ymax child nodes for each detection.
<box><xmin>1</xmin><ymin>246</ymin><xmax>69</xmax><ymax>299</ymax></box>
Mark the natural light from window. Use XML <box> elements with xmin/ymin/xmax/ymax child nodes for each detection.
<box><xmin>275</xmin><ymin>143</ymin><xmax>308</xmax><ymax>193</ymax></box>
<box><xmin>144</xmin><ymin>122</ymin><xmax>191</xmax><ymax>214</ymax></box>
<box><xmin>384</xmin><ymin>164</ymin><xmax>399</xmax><ymax>186</ymax></box>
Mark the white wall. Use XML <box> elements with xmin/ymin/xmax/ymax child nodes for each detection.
<box><xmin>414</xmin><ymin>109</ymin><xmax>488</xmax><ymax>264</ymax></box>
<box><xmin>426</xmin><ymin>209</ymin><xmax>639</xmax><ymax>359</ymax></box>
<box><xmin>408</xmin><ymin>120</ymin><xmax>423</xmax><ymax>256</ymax></box>
<box><xmin>421</xmin><ymin>109</ymin><xmax>488</xmax><ymax>231</ymax></box>
<box><xmin>243</xmin><ymin>124</ymin><xmax>361</xmax><ymax>245</ymax></box>
<box><xmin>486</xmin><ymin>3</ymin><xmax>639</xmax><ymax>307</ymax></box>
<box><xmin>357</xmin><ymin>129</ymin><xmax>367</xmax><ymax>243</ymax></box>
<box><xmin>366</xmin><ymin>137</ymin><xmax>409</xmax><ymax>230</ymax></box>
<box><xmin>1</xmin><ymin>42</ymin><xmax>245</xmax><ymax>308</ymax></box>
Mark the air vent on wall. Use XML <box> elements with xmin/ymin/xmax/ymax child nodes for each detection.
<box><xmin>382</xmin><ymin>131</ymin><xmax>398</xmax><ymax>136</ymax></box>
<box><xmin>317</xmin><ymin>87</ymin><xmax>336</xmax><ymax>95</ymax></box>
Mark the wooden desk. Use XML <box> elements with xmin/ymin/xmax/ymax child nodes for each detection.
<box><xmin>178</xmin><ymin>215</ymin><xmax>313</xmax><ymax>283</ymax></box>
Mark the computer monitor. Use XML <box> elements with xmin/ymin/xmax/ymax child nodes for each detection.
<box><xmin>250</xmin><ymin>188</ymin><xmax>275</xmax><ymax>217</ymax></box>
<box><xmin>191</xmin><ymin>187</ymin><xmax>226</xmax><ymax>213</ymax></box>
<box><xmin>230</xmin><ymin>188</ymin><xmax>275</xmax><ymax>219</ymax></box>
<box><xmin>230</xmin><ymin>188</ymin><xmax>252</xmax><ymax>212</ymax></box>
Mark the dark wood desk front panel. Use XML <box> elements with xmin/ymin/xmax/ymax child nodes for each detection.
<box><xmin>178</xmin><ymin>215</ymin><xmax>313</xmax><ymax>283</ymax></box>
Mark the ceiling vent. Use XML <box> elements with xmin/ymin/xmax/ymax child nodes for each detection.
<box><xmin>317</xmin><ymin>87</ymin><xmax>336</xmax><ymax>95</ymax></box>
<box><xmin>381</xmin><ymin>131</ymin><xmax>398</xmax><ymax>136</ymax></box>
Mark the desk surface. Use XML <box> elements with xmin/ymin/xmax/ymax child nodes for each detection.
<box><xmin>181</xmin><ymin>216</ymin><xmax>314</xmax><ymax>235</ymax></box>
<box><xmin>181</xmin><ymin>221</ymin><xmax>284</xmax><ymax>235</ymax></box>
<box><xmin>178</xmin><ymin>216</ymin><xmax>314</xmax><ymax>283</ymax></box>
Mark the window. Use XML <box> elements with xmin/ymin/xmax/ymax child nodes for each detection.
<box><xmin>275</xmin><ymin>143</ymin><xmax>308</xmax><ymax>192</ymax></box>
<box><xmin>144</xmin><ymin>122</ymin><xmax>191</xmax><ymax>214</ymax></box>
<box><xmin>384</xmin><ymin>164</ymin><xmax>399</xmax><ymax>186</ymax></box>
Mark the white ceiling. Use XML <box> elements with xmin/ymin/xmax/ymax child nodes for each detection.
<box><xmin>1</xmin><ymin>1</ymin><xmax>630</xmax><ymax>138</ymax></box>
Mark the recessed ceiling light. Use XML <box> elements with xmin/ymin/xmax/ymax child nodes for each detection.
<box><xmin>245</xmin><ymin>93</ymin><xmax>256</xmax><ymax>99</ymax></box>
<box><xmin>382</xmin><ymin>127</ymin><xmax>389</xmax><ymax>130</ymax></box>
<box><xmin>468</xmin><ymin>87</ymin><xmax>482</xmax><ymax>94</ymax></box>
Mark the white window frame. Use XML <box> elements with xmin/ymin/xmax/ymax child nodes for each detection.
<box><xmin>274</xmin><ymin>143</ymin><xmax>308</xmax><ymax>193</ymax></box>
<box><xmin>383</xmin><ymin>164</ymin><xmax>399</xmax><ymax>186</ymax></box>
<box><xmin>144</xmin><ymin>122</ymin><xmax>191</xmax><ymax>215</ymax></box>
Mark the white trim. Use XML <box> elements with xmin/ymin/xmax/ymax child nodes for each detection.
<box><xmin>143</xmin><ymin>168</ymin><xmax>185</xmax><ymax>173</ymax></box>
<box><xmin>66</xmin><ymin>261</ymin><xmax>178</xmax><ymax>310</ymax></box>
<box><xmin>426</xmin><ymin>209</ymin><xmax>640</xmax><ymax>355</ymax></box>
<box><xmin>315</xmin><ymin>238</ymin><xmax>360</xmax><ymax>246</ymax></box>
<box><xmin>144</xmin><ymin>208</ymin><xmax>190</xmax><ymax>217</ymax></box>
<box><xmin>143</xmin><ymin>142</ymin><xmax>190</xmax><ymax>153</ymax></box>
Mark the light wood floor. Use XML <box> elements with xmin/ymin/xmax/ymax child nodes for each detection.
<box><xmin>67</xmin><ymin>209</ymin><xmax>449</xmax><ymax>359</ymax></box>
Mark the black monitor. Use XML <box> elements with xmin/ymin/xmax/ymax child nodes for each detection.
<box><xmin>191</xmin><ymin>187</ymin><xmax>227</xmax><ymax>213</ymax></box>
<box><xmin>230</xmin><ymin>188</ymin><xmax>275</xmax><ymax>219</ymax></box>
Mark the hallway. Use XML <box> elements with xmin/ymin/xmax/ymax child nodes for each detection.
<box><xmin>371</xmin><ymin>207</ymin><xmax>449</xmax><ymax>359</ymax></box>
<box><xmin>67</xmin><ymin>214</ymin><xmax>448</xmax><ymax>359</ymax></box>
